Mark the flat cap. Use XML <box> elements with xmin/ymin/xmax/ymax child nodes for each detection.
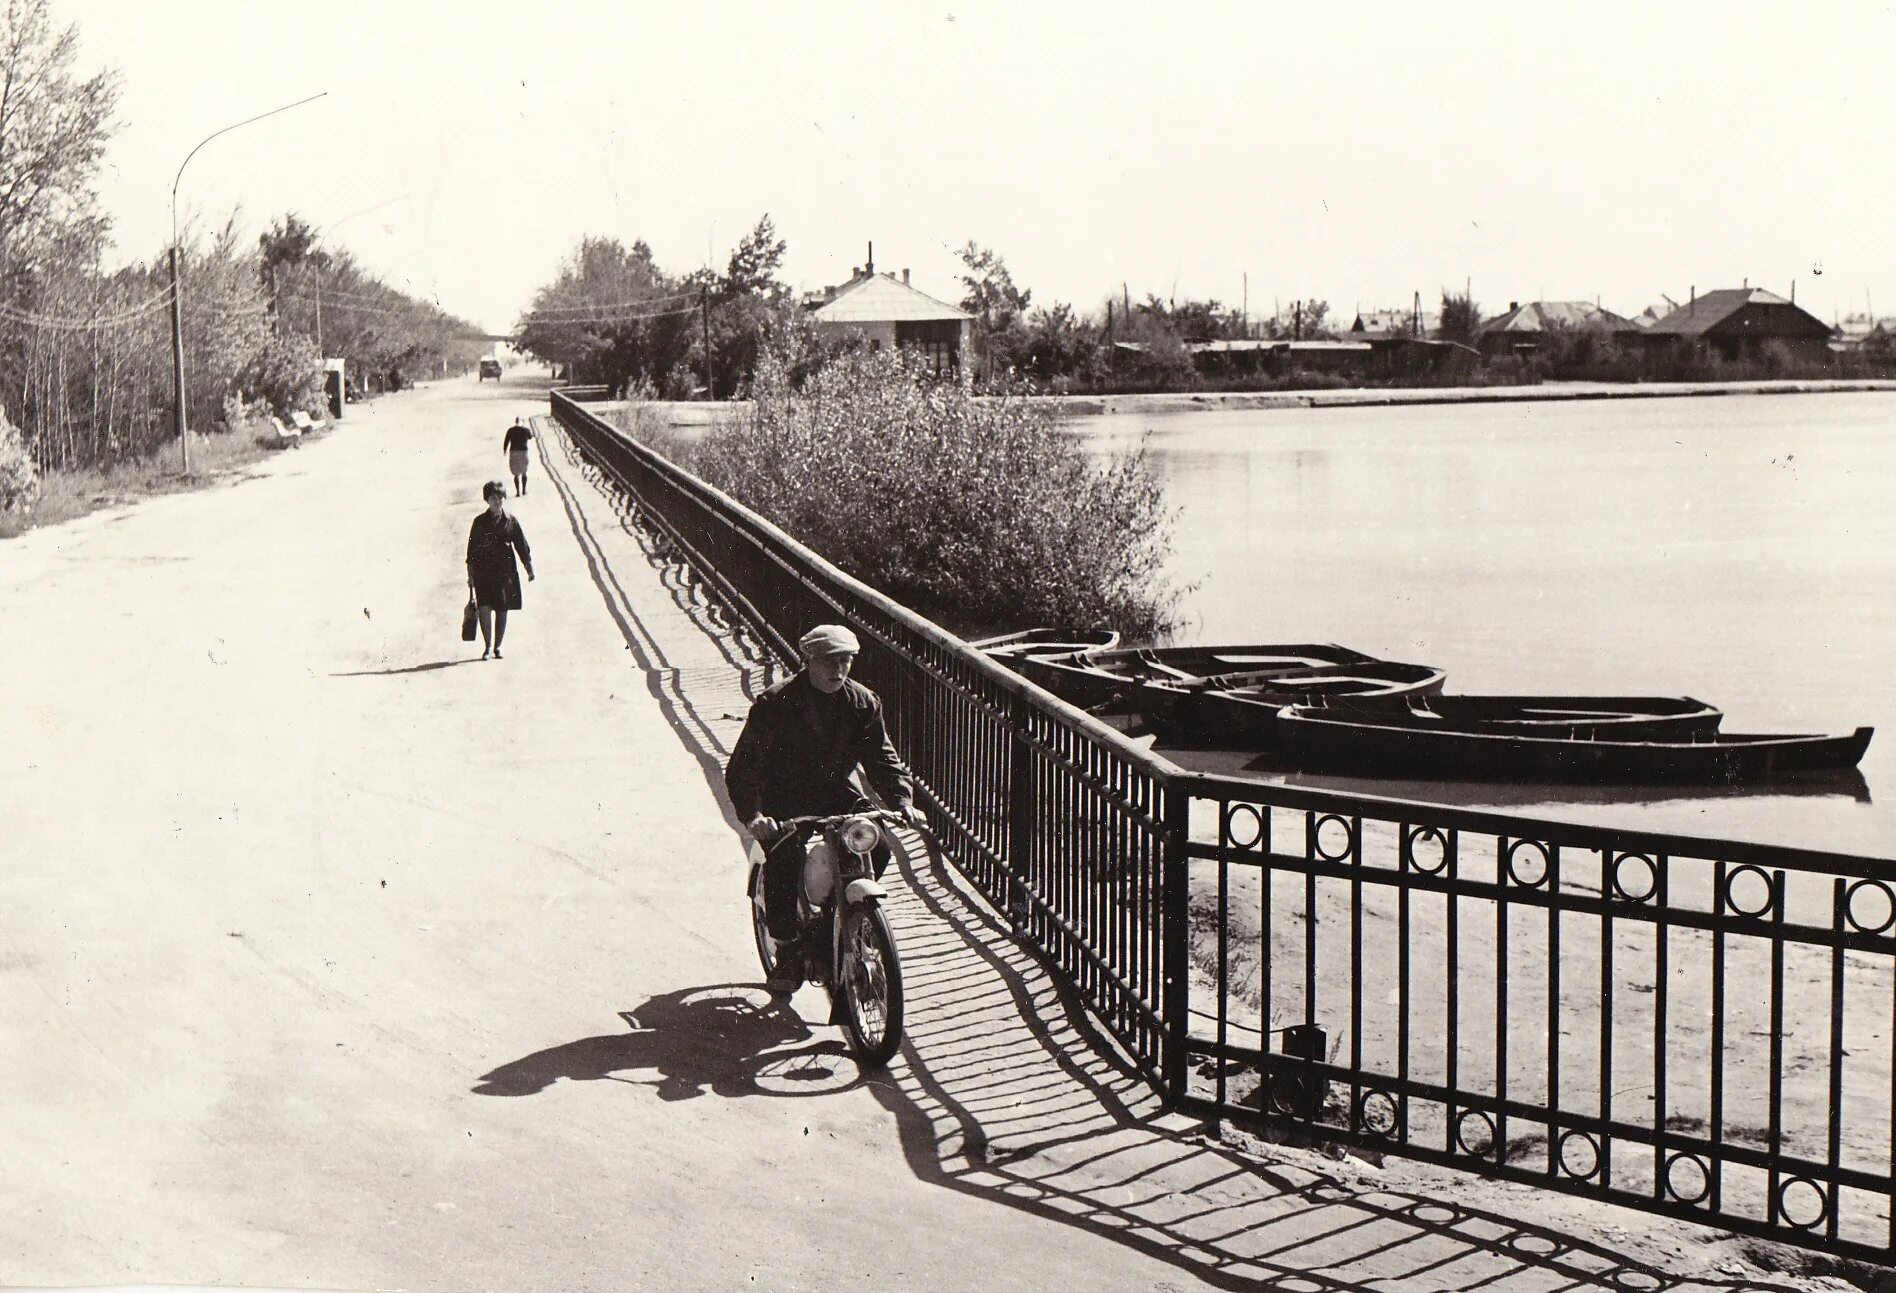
<box><xmin>798</xmin><ymin>624</ymin><xmax>861</xmax><ymax>657</ymax></box>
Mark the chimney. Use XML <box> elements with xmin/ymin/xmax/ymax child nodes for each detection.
<box><xmin>1689</xmin><ymin>285</ymin><xmax>1695</xmax><ymax>316</ymax></box>
<box><xmin>1508</xmin><ymin>301</ymin><xmax>1518</xmax><ymax>312</ymax></box>
<box><xmin>902</xmin><ymin>268</ymin><xmax>910</xmax><ymax>285</ymax></box>
<box><xmin>866</xmin><ymin>241</ymin><xmax>874</xmax><ymax>276</ymax></box>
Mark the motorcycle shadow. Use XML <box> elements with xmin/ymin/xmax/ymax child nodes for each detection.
<box><xmin>472</xmin><ymin>983</ymin><xmax>866</xmax><ymax>1102</ymax></box>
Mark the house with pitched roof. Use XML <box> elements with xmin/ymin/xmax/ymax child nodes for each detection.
<box><xmin>1350</xmin><ymin>308</ymin><xmax>1438</xmax><ymax>341</ymax></box>
<box><xmin>1476</xmin><ymin>300</ymin><xmax>1640</xmax><ymax>357</ymax></box>
<box><xmin>1632</xmin><ymin>287</ymin><xmax>1832</xmax><ymax>363</ymax></box>
<box><xmin>805</xmin><ymin>260</ymin><xmax>973</xmax><ymax>377</ymax></box>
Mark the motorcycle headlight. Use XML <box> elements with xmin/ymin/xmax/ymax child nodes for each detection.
<box><xmin>839</xmin><ymin>816</ymin><xmax>882</xmax><ymax>855</ymax></box>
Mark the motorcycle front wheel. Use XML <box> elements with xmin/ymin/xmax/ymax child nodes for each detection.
<box><xmin>838</xmin><ymin>901</ymin><xmax>904</xmax><ymax>1068</ymax></box>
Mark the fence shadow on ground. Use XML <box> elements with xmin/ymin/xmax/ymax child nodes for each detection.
<box><xmin>862</xmin><ymin>836</ymin><xmax>1815</xmax><ymax>1293</ymax></box>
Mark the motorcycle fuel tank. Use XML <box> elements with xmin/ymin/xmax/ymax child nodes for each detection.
<box><xmin>801</xmin><ymin>838</ymin><xmax>840</xmax><ymax>904</ymax></box>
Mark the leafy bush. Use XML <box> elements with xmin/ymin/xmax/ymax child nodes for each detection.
<box><xmin>230</xmin><ymin>330</ymin><xmax>325</xmax><ymax>421</ymax></box>
<box><xmin>0</xmin><ymin>407</ymin><xmax>41</xmax><ymax>514</ymax></box>
<box><xmin>686</xmin><ymin>347</ymin><xmax>1182</xmax><ymax>638</ymax></box>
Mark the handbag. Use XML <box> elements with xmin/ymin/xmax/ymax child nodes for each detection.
<box><xmin>461</xmin><ymin>585</ymin><xmax>479</xmax><ymax>642</ymax></box>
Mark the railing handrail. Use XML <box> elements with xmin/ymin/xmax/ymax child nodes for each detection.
<box><xmin>549</xmin><ymin>387</ymin><xmax>1191</xmax><ymax>776</ymax></box>
<box><xmin>1178</xmin><ymin>768</ymin><xmax>1896</xmax><ymax>879</ymax></box>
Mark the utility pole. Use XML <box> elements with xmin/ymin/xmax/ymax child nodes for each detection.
<box><xmin>168</xmin><ymin>246</ymin><xmax>187</xmax><ymax>469</ymax></box>
<box><xmin>315</xmin><ymin>274</ymin><xmax>323</xmax><ymax>357</ymax></box>
<box><xmin>1242</xmin><ymin>273</ymin><xmax>1248</xmax><ymax>338</ymax></box>
<box><xmin>700</xmin><ymin>286</ymin><xmax>713</xmax><ymax>400</ymax></box>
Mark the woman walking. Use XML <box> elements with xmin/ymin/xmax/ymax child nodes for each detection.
<box><xmin>466</xmin><ymin>480</ymin><xmax>534</xmax><ymax>659</ymax></box>
<box><xmin>504</xmin><ymin>418</ymin><xmax>534</xmax><ymax>496</ymax></box>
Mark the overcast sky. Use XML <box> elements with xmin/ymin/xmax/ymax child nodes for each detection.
<box><xmin>62</xmin><ymin>0</ymin><xmax>1896</xmax><ymax>335</ymax></box>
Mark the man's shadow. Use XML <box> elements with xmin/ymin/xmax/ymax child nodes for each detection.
<box><xmin>473</xmin><ymin>984</ymin><xmax>858</xmax><ymax>1102</ymax></box>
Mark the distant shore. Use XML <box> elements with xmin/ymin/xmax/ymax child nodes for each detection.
<box><xmin>1024</xmin><ymin>376</ymin><xmax>1896</xmax><ymax>417</ymax></box>
<box><xmin>620</xmin><ymin>377</ymin><xmax>1896</xmax><ymax>427</ymax></box>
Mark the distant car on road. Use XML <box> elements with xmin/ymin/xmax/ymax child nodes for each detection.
<box><xmin>478</xmin><ymin>358</ymin><xmax>503</xmax><ymax>382</ymax></box>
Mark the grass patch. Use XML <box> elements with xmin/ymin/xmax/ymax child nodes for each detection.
<box><xmin>0</xmin><ymin>429</ymin><xmax>278</xmax><ymax>541</ymax></box>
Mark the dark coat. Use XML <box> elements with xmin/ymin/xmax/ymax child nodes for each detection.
<box><xmin>466</xmin><ymin>510</ymin><xmax>532</xmax><ymax>610</ymax></box>
<box><xmin>724</xmin><ymin>673</ymin><xmax>914</xmax><ymax>822</ymax></box>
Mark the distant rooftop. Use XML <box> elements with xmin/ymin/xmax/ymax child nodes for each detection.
<box><xmin>1641</xmin><ymin>288</ymin><xmax>1796</xmax><ymax>335</ymax></box>
<box><xmin>1481</xmin><ymin>300</ymin><xmax>1638</xmax><ymax>333</ymax></box>
<box><xmin>806</xmin><ymin>269</ymin><xmax>971</xmax><ymax>324</ymax></box>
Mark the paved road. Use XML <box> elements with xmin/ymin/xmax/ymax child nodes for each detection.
<box><xmin>0</xmin><ymin>377</ymin><xmax>1843</xmax><ymax>1291</ymax></box>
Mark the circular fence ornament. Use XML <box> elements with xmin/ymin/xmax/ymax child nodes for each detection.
<box><xmin>1777</xmin><ymin>1177</ymin><xmax>1828</xmax><ymax>1231</ymax></box>
<box><xmin>1403</xmin><ymin>825</ymin><xmax>1451</xmax><ymax>876</ymax></box>
<box><xmin>1846</xmin><ymin>879</ymin><xmax>1896</xmax><ymax>935</ymax></box>
<box><xmin>1556</xmin><ymin>1129</ymin><xmax>1600</xmax><ymax>1181</ymax></box>
<box><xmin>1504</xmin><ymin>839</ymin><xmax>1552</xmax><ymax>889</ymax></box>
<box><xmin>1223</xmin><ymin>803</ymin><xmax>1266</xmax><ymax>851</ymax></box>
<box><xmin>1454</xmin><ymin>1109</ymin><xmax>1498</xmax><ymax>1159</ymax></box>
<box><xmin>1663</xmin><ymin>1152</ymin><xmax>1711</xmax><ymax>1206</ymax></box>
<box><xmin>1357</xmin><ymin>1089</ymin><xmax>1401</xmax><ymax>1138</ymax></box>
<box><xmin>1610</xmin><ymin>852</ymin><xmax>1658</xmax><ymax>904</ymax></box>
<box><xmin>1312</xmin><ymin>813</ymin><xmax>1356</xmax><ymax>863</ymax></box>
<box><xmin>1724</xmin><ymin>864</ymin><xmax>1775</xmax><ymax>918</ymax></box>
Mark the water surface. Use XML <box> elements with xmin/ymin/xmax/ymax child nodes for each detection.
<box><xmin>1065</xmin><ymin>393</ymin><xmax>1896</xmax><ymax>856</ymax></box>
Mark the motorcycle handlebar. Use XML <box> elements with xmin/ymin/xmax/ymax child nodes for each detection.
<box><xmin>760</xmin><ymin>808</ymin><xmax>930</xmax><ymax>849</ymax></box>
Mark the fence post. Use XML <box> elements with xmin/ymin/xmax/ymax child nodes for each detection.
<box><xmin>1161</xmin><ymin>777</ymin><xmax>1192</xmax><ymax>1103</ymax></box>
<box><xmin>1006</xmin><ymin>691</ymin><xmax>1036</xmax><ymax>935</ymax></box>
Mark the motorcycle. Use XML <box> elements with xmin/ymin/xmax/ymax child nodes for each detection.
<box><xmin>746</xmin><ymin>809</ymin><xmax>917</xmax><ymax>1068</ymax></box>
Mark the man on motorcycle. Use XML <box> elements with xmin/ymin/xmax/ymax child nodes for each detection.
<box><xmin>725</xmin><ymin>623</ymin><xmax>925</xmax><ymax>991</ymax></box>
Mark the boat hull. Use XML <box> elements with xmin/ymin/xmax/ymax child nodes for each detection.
<box><xmin>1278</xmin><ymin>708</ymin><xmax>1873</xmax><ymax>784</ymax></box>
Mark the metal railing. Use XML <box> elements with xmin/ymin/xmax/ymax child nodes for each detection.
<box><xmin>549</xmin><ymin>387</ymin><xmax>1895</xmax><ymax>1264</ymax></box>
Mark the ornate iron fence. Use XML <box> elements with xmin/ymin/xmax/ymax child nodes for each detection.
<box><xmin>549</xmin><ymin>388</ymin><xmax>1190</xmax><ymax>1095</ymax></box>
<box><xmin>549</xmin><ymin>387</ymin><xmax>1895</xmax><ymax>1265</ymax></box>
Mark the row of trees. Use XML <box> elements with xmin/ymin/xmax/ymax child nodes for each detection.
<box><xmin>519</xmin><ymin>222</ymin><xmax>1896</xmax><ymax>403</ymax></box>
<box><xmin>513</xmin><ymin>216</ymin><xmax>848</xmax><ymax>400</ymax></box>
<box><xmin>0</xmin><ymin>0</ymin><xmax>483</xmax><ymax>503</ymax></box>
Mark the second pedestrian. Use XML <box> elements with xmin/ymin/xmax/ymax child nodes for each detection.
<box><xmin>504</xmin><ymin>418</ymin><xmax>534</xmax><ymax>496</ymax></box>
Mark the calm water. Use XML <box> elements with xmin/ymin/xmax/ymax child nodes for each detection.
<box><xmin>1066</xmin><ymin>393</ymin><xmax>1896</xmax><ymax>857</ymax></box>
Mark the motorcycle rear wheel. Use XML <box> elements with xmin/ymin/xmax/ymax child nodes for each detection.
<box><xmin>838</xmin><ymin>901</ymin><xmax>904</xmax><ymax>1068</ymax></box>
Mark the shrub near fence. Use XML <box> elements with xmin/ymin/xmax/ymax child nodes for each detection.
<box><xmin>678</xmin><ymin>348</ymin><xmax>1182</xmax><ymax>639</ymax></box>
<box><xmin>550</xmin><ymin>386</ymin><xmax>1896</xmax><ymax>1267</ymax></box>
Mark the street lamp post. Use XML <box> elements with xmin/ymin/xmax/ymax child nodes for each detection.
<box><xmin>168</xmin><ymin>91</ymin><xmax>327</xmax><ymax>474</ymax></box>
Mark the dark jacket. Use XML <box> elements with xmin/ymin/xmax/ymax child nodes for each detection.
<box><xmin>466</xmin><ymin>510</ymin><xmax>532</xmax><ymax>610</ymax></box>
<box><xmin>725</xmin><ymin>673</ymin><xmax>914</xmax><ymax>822</ymax></box>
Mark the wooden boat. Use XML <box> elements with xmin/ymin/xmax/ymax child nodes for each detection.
<box><xmin>1277</xmin><ymin>706</ymin><xmax>1873</xmax><ymax>784</ymax></box>
<box><xmin>1388</xmin><ymin>694</ymin><xmax>1723</xmax><ymax>739</ymax></box>
<box><xmin>1143</xmin><ymin>662</ymin><xmax>1450</xmax><ymax>747</ymax></box>
<box><xmin>1014</xmin><ymin>643</ymin><xmax>1388</xmax><ymax>712</ymax></box>
<box><xmin>971</xmin><ymin>627</ymin><xmax>1121</xmax><ymax>661</ymax></box>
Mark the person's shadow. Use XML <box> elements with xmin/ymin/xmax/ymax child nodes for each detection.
<box><xmin>332</xmin><ymin>659</ymin><xmax>478</xmax><ymax>677</ymax></box>
<box><xmin>473</xmin><ymin>984</ymin><xmax>858</xmax><ymax>1102</ymax></box>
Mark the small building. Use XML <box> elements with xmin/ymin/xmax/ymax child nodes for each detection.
<box><xmin>805</xmin><ymin>263</ymin><xmax>973</xmax><ymax>378</ymax></box>
<box><xmin>1633</xmin><ymin>288</ymin><xmax>1833</xmax><ymax>363</ymax></box>
<box><xmin>1351</xmin><ymin>308</ymin><xmax>1439</xmax><ymax>341</ymax></box>
<box><xmin>1476</xmin><ymin>300</ymin><xmax>1639</xmax><ymax>357</ymax></box>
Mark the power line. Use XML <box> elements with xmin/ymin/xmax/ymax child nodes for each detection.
<box><xmin>0</xmin><ymin>284</ymin><xmax>177</xmax><ymax>330</ymax></box>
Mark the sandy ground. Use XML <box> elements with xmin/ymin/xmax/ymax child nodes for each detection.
<box><xmin>0</xmin><ymin>375</ymin><xmax>1869</xmax><ymax>1291</ymax></box>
